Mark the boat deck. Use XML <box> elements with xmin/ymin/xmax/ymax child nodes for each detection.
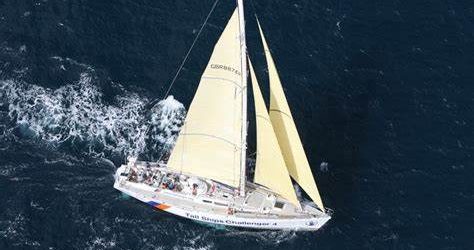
<box><xmin>115</xmin><ymin>160</ymin><xmax>324</xmax><ymax>219</ymax></box>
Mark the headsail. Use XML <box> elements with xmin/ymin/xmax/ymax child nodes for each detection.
<box><xmin>256</xmin><ymin>19</ymin><xmax>325</xmax><ymax>211</ymax></box>
<box><xmin>167</xmin><ymin>9</ymin><xmax>244</xmax><ymax>187</ymax></box>
<box><xmin>249</xmin><ymin>60</ymin><xmax>299</xmax><ymax>206</ymax></box>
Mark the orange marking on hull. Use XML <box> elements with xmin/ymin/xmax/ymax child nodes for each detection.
<box><xmin>155</xmin><ymin>204</ymin><xmax>170</xmax><ymax>210</ymax></box>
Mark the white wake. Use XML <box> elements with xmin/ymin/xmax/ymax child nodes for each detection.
<box><xmin>0</xmin><ymin>73</ymin><xmax>185</xmax><ymax>159</ymax></box>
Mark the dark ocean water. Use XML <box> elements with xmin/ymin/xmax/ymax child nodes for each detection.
<box><xmin>1</xmin><ymin>0</ymin><xmax>473</xmax><ymax>249</ymax></box>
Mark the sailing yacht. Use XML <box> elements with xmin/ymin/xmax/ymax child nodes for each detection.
<box><xmin>114</xmin><ymin>1</ymin><xmax>331</xmax><ymax>231</ymax></box>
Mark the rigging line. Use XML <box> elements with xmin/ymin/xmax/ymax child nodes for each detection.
<box><xmin>148</xmin><ymin>0</ymin><xmax>220</xmax><ymax>108</ymax></box>
<box><xmin>143</xmin><ymin>0</ymin><xmax>220</xmax><ymax>149</ymax></box>
<box><xmin>248</xmin><ymin>0</ymin><xmax>260</xmax><ymax>21</ymax></box>
<box><xmin>162</xmin><ymin>0</ymin><xmax>219</xmax><ymax>98</ymax></box>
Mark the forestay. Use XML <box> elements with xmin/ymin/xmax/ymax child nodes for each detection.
<box><xmin>249</xmin><ymin>60</ymin><xmax>299</xmax><ymax>206</ymax></box>
<box><xmin>256</xmin><ymin>19</ymin><xmax>325</xmax><ymax>211</ymax></box>
<box><xmin>167</xmin><ymin>9</ymin><xmax>244</xmax><ymax>188</ymax></box>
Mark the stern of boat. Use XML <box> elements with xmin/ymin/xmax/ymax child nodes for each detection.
<box><xmin>113</xmin><ymin>157</ymin><xmax>137</xmax><ymax>189</ymax></box>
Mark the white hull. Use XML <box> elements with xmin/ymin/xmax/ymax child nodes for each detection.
<box><xmin>114</xmin><ymin>161</ymin><xmax>331</xmax><ymax>231</ymax></box>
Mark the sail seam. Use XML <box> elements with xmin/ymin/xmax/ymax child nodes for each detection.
<box><xmin>269</xmin><ymin>109</ymin><xmax>292</xmax><ymax>119</ymax></box>
<box><xmin>179</xmin><ymin>133</ymin><xmax>241</xmax><ymax>148</ymax></box>
<box><xmin>256</xmin><ymin>114</ymin><xmax>271</xmax><ymax>122</ymax></box>
<box><xmin>201</xmin><ymin>76</ymin><xmax>243</xmax><ymax>89</ymax></box>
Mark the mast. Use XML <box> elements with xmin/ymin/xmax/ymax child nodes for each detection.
<box><xmin>237</xmin><ymin>0</ymin><xmax>248</xmax><ymax>196</ymax></box>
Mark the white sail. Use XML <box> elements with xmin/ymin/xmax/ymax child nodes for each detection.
<box><xmin>249</xmin><ymin>60</ymin><xmax>299</xmax><ymax>206</ymax></box>
<box><xmin>257</xmin><ymin>19</ymin><xmax>325</xmax><ymax>211</ymax></box>
<box><xmin>167</xmin><ymin>9</ymin><xmax>244</xmax><ymax>188</ymax></box>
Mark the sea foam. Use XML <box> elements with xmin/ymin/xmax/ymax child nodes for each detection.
<box><xmin>0</xmin><ymin>73</ymin><xmax>185</xmax><ymax>160</ymax></box>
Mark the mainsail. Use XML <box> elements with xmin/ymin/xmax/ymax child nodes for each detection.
<box><xmin>249</xmin><ymin>60</ymin><xmax>299</xmax><ymax>206</ymax></box>
<box><xmin>256</xmin><ymin>19</ymin><xmax>325</xmax><ymax>211</ymax></box>
<box><xmin>167</xmin><ymin>9</ymin><xmax>244</xmax><ymax>188</ymax></box>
